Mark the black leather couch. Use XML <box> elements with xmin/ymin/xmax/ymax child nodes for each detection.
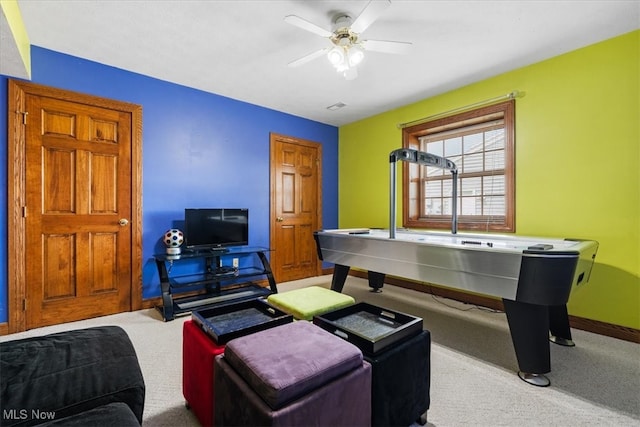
<box><xmin>1</xmin><ymin>326</ymin><xmax>145</xmax><ymax>426</ymax></box>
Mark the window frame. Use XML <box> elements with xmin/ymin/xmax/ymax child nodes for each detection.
<box><xmin>402</xmin><ymin>99</ymin><xmax>515</xmax><ymax>232</ymax></box>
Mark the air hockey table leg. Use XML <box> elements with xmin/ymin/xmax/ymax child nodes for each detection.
<box><xmin>368</xmin><ymin>271</ymin><xmax>385</xmax><ymax>292</ymax></box>
<box><xmin>502</xmin><ymin>299</ymin><xmax>551</xmax><ymax>387</ymax></box>
<box><xmin>549</xmin><ymin>304</ymin><xmax>575</xmax><ymax>347</ymax></box>
<box><xmin>330</xmin><ymin>264</ymin><xmax>351</xmax><ymax>292</ymax></box>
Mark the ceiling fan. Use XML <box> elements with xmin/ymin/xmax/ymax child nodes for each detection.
<box><xmin>285</xmin><ymin>0</ymin><xmax>412</xmax><ymax>80</ymax></box>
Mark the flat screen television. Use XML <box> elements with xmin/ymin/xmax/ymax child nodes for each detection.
<box><xmin>184</xmin><ymin>208</ymin><xmax>249</xmax><ymax>251</ymax></box>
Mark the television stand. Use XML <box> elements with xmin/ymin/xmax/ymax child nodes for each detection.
<box><xmin>153</xmin><ymin>246</ymin><xmax>277</xmax><ymax>321</ymax></box>
<box><xmin>182</xmin><ymin>247</ymin><xmax>230</xmax><ymax>256</ymax></box>
<box><xmin>209</xmin><ymin>247</ymin><xmax>230</xmax><ymax>254</ymax></box>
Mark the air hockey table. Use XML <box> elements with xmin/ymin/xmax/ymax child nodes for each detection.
<box><xmin>313</xmin><ymin>228</ymin><xmax>599</xmax><ymax>386</ymax></box>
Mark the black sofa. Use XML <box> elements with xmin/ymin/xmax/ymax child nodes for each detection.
<box><xmin>1</xmin><ymin>326</ymin><xmax>145</xmax><ymax>426</ymax></box>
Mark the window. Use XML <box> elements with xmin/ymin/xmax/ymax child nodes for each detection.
<box><xmin>402</xmin><ymin>100</ymin><xmax>515</xmax><ymax>232</ymax></box>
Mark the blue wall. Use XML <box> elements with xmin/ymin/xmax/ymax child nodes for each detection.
<box><xmin>0</xmin><ymin>47</ymin><xmax>339</xmax><ymax>322</ymax></box>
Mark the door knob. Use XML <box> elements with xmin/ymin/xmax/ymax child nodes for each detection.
<box><xmin>118</xmin><ymin>218</ymin><xmax>129</xmax><ymax>226</ymax></box>
<box><xmin>276</xmin><ymin>217</ymin><xmax>284</xmax><ymax>222</ymax></box>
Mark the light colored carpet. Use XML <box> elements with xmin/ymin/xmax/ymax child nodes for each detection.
<box><xmin>2</xmin><ymin>276</ymin><xmax>639</xmax><ymax>426</ymax></box>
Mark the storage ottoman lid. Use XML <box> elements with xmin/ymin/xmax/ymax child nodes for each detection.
<box><xmin>267</xmin><ymin>286</ymin><xmax>355</xmax><ymax>320</ymax></box>
<box><xmin>223</xmin><ymin>321</ymin><xmax>363</xmax><ymax>409</ymax></box>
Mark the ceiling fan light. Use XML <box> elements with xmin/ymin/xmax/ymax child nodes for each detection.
<box><xmin>348</xmin><ymin>45</ymin><xmax>365</xmax><ymax>66</ymax></box>
<box><xmin>343</xmin><ymin>68</ymin><xmax>358</xmax><ymax>80</ymax></box>
<box><xmin>327</xmin><ymin>46</ymin><xmax>345</xmax><ymax>66</ymax></box>
<box><xmin>335</xmin><ymin>62</ymin><xmax>349</xmax><ymax>73</ymax></box>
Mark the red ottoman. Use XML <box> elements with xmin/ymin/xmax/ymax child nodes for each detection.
<box><xmin>183</xmin><ymin>320</ymin><xmax>225</xmax><ymax>427</ymax></box>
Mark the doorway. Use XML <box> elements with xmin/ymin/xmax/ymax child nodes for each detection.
<box><xmin>269</xmin><ymin>133</ymin><xmax>322</xmax><ymax>283</ymax></box>
<box><xmin>7</xmin><ymin>80</ymin><xmax>142</xmax><ymax>332</ymax></box>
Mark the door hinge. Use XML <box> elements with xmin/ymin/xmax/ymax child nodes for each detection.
<box><xmin>17</xmin><ymin>110</ymin><xmax>28</xmax><ymax>125</ymax></box>
<box><xmin>22</xmin><ymin>206</ymin><xmax>27</xmax><ymax>218</ymax></box>
<box><xmin>23</xmin><ymin>299</ymin><xmax>27</xmax><ymax>311</ymax></box>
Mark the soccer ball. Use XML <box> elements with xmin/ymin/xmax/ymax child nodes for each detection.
<box><xmin>163</xmin><ymin>229</ymin><xmax>184</xmax><ymax>248</ymax></box>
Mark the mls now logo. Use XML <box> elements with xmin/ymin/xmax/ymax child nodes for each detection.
<box><xmin>3</xmin><ymin>409</ymin><xmax>56</xmax><ymax>421</ymax></box>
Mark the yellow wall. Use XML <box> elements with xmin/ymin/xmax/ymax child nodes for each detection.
<box><xmin>0</xmin><ymin>0</ymin><xmax>31</xmax><ymax>77</ymax></box>
<box><xmin>339</xmin><ymin>31</ymin><xmax>639</xmax><ymax>329</ymax></box>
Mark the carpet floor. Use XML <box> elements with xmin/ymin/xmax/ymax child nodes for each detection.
<box><xmin>2</xmin><ymin>275</ymin><xmax>639</xmax><ymax>426</ymax></box>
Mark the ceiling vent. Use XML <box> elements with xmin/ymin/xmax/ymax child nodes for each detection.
<box><xmin>327</xmin><ymin>102</ymin><xmax>347</xmax><ymax>111</ymax></box>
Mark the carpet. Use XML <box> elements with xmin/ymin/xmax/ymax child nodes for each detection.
<box><xmin>2</xmin><ymin>275</ymin><xmax>639</xmax><ymax>426</ymax></box>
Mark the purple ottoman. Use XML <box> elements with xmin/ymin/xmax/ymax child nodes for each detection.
<box><xmin>214</xmin><ymin>321</ymin><xmax>371</xmax><ymax>426</ymax></box>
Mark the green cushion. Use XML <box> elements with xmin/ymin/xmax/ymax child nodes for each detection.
<box><xmin>267</xmin><ymin>286</ymin><xmax>355</xmax><ymax>320</ymax></box>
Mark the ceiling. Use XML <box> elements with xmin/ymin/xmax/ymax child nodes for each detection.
<box><xmin>10</xmin><ymin>0</ymin><xmax>640</xmax><ymax>126</ymax></box>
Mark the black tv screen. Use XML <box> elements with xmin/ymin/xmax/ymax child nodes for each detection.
<box><xmin>184</xmin><ymin>208</ymin><xmax>248</xmax><ymax>250</ymax></box>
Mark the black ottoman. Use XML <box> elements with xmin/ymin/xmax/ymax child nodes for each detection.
<box><xmin>365</xmin><ymin>330</ymin><xmax>431</xmax><ymax>426</ymax></box>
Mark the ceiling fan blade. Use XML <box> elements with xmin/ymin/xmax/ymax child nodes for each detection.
<box><xmin>351</xmin><ymin>0</ymin><xmax>391</xmax><ymax>34</ymax></box>
<box><xmin>362</xmin><ymin>39</ymin><xmax>412</xmax><ymax>55</ymax></box>
<box><xmin>288</xmin><ymin>48</ymin><xmax>329</xmax><ymax>67</ymax></box>
<box><xmin>284</xmin><ymin>15</ymin><xmax>332</xmax><ymax>38</ymax></box>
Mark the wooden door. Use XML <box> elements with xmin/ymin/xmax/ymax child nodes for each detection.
<box><xmin>7</xmin><ymin>80</ymin><xmax>143</xmax><ymax>331</ymax></box>
<box><xmin>270</xmin><ymin>133</ymin><xmax>322</xmax><ymax>283</ymax></box>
